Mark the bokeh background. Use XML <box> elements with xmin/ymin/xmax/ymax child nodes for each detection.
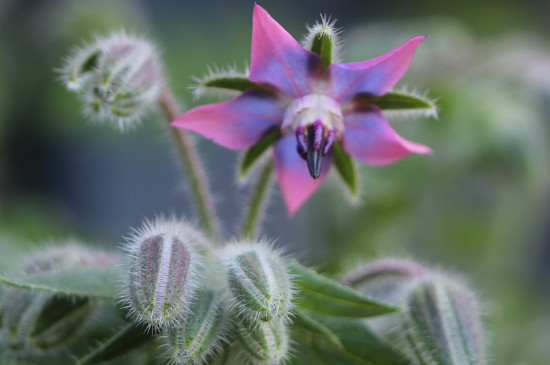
<box><xmin>1</xmin><ymin>0</ymin><xmax>550</xmax><ymax>363</ymax></box>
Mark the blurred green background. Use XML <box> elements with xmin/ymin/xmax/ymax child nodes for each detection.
<box><xmin>1</xmin><ymin>0</ymin><xmax>550</xmax><ymax>363</ymax></box>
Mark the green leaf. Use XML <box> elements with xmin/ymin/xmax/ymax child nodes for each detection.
<box><xmin>333</xmin><ymin>143</ymin><xmax>359</xmax><ymax>197</ymax></box>
<box><xmin>288</xmin><ymin>260</ymin><xmax>400</xmax><ymax>318</ymax></box>
<box><xmin>196</xmin><ymin>75</ymin><xmax>265</xmax><ymax>93</ymax></box>
<box><xmin>291</xmin><ymin>337</ymin><xmax>372</xmax><ymax>365</ymax></box>
<box><xmin>362</xmin><ymin>91</ymin><xmax>436</xmax><ymax>111</ymax></box>
<box><xmin>320</xmin><ymin>318</ymin><xmax>410</xmax><ymax>365</ymax></box>
<box><xmin>0</xmin><ymin>262</ymin><xmax>123</xmax><ymax>299</ymax></box>
<box><xmin>310</xmin><ymin>32</ymin><xmax>333</xmax><ymax>70</ymax></box>
<box><xmin>76</xmin><ymin>323</ymin><xmax>155</xmax><ymax>365</ymax></box>
<box><xmin>239</xmin><ymin>131</ymin><xmax>280</xmax><ymax>178</ymax></box>
<box><xmin>293</xmin><ymin>310</ymin><xmax>343</xmax><ymax>348</ymax></box>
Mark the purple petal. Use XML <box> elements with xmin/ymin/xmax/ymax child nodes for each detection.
<box><xmin>327</xmin><ymin>36</ymin><xmax>426</xmax><ymax>102</ymax></box>
<box><xmin>172</xmin><ymin>91</ymin><xmax>284</xmax><ymax>150</ymax></box>
<box><xmin>250</xmin><ymin>4</ymin><xmax>322</xmax><ymax>98</ymax></box>
<box><xmin>273</xmin><ymin>135</ymin><xmax>332</xmax><ymax>215</ymax></box>
<box><xmin>342</xmin><ymin>103</ymin><xmax>432</xmax><ymax>165</ymax></box>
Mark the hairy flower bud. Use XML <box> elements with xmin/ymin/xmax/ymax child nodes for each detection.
<box><xmin>403</xmin><ymin>278</ymin><xmax>486</xmax><ymax>365</ymax></box>
<box><xmin>0</xmin><ymin>245</ymin><xmax>115</xmax><ymax>362</ymax></box>
<box><xmin>234</xmin><ymin>315</ymin><xmax>290</xmax><ymax>365</ymax></box>
<box><xmin>165</xmin><ymin>289</ymin><xmax>228</xmax><ymax>365</ymax></box>
<box><xmin>61</xmin><ymin>31</ymin><xmax>162</xmax><ymax>130</ymax></box>
<box><xmin>223</xmin><ymin>242</ymin><xmax>293</xmax><ymax>322</ymax></box>
<box><xmin>343</xmin><ymin>258</ymin><xmax>429</xmax><ymax>306</ymax></box>
<box><xmin>122</xmin><ymin>218</ymin><xmax>204</xmax><ymax>330</ymax></box>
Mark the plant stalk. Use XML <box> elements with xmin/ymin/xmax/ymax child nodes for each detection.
<box><xmin>241</xmin><ymin>158</ymin><xmax>275</xmax><ymax>239</ymax></box>
<box><xmin>158</xmin><ymin>85</ymin><xmax>221</xmax><ymax>243</ymax></box>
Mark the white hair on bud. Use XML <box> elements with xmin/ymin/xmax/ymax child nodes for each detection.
<box><xmin>118</xmin><ymin>216</ymin><xmax>209</xmax><ymax>332</ymax></box>
<box><xmin>60</xmin><ymin>30</ymin><xmax>164</xmax><ymax>132</ymax></box>
<box><xmin>302</xmin><ymin>14</ymin><xmax>343</xmax><ymax>64</ymax></box>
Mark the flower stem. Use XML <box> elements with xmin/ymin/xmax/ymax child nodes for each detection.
<box><xmin>158</xmin><ymin>85</ymin><xmax>221</xmax><ymax>243</ymax></box>
<box><xmin>241</xmin><ymin>158</ymin><xmax>275</xmax><ymax>239</ymax></box>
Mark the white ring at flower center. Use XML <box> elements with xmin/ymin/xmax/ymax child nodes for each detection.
<box><xmin>282</xmin><ymin>94</ymin><xmax>344</xmax><ymax>137</ymax></box>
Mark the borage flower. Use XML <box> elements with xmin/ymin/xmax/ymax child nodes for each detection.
<box><xmin>173</xmin><ymin>5</ymin><xmax>436</xmax><ymax>215</ymax></box>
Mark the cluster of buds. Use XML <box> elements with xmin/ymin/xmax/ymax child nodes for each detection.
<box><xmin>60</xmin><ymin>32</ymin><xmax>163</xmax><ymax>131</ymax></box>
<box><xmin>121</xmin><ymin>219</ymin><xmax>294</xmax><ymax>365</ymax></box>
<box><xmin>0</xmin><ymin>244</ymin><xmax>118</xmax><ymax>362</ymax></box>
<box><xmin>344</xmin><ymin>259</ymin><xmax>487</xmax><ymax>365</ymax></box>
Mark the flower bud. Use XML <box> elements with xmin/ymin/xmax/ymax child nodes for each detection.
<box><xmin>223</xmin><ymin>242</ymin><xmax>293</xmax><ymax>322</ymax></box>
<box><xmin>165</xmin><ymin>289</ymin><xmax>228</xmax><ymax>365</ymax></box>
<box><xmin>122</xmin><ymin>218</ymin><xmax>204</xmax><ymax>330</ymax></box>
<box><xmin>0</xmin><ymin>245</ymin><xmax>115</xmax><ymax>362</ymax></box>
<box><xmin>61</xmin><ymin>31</ymin><xmax>162</xmax><ymax>131</ymax></box>
<box><xmin>402</xmin><ymin>278</ymin><xmax>486</xmax><ymax>365</ymax></box>
<box><xmin>234</xmin><ymin>315</ymin><xmax>290</xmax><ymax>365</ymax></box>
<box><xmin>342</xmin><ymin>258</ymin><xmax>429</xmax><ymax>306</ymax></box>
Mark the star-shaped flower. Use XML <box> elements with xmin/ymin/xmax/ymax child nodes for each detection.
<box><xmin>173</xmin><ymin>5</ymin><xmax>434</xmax><ymax>215</ymax></box>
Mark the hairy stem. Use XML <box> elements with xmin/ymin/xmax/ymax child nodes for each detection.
<box><xmin>241</xmin><ymin>158</ymin><xmax>275</xmax><ymax>239</ymax></box>
<box><xmin>158</xmin><ymin>85</ymin><xmax>220</xmax><ymax>243</ymax></box>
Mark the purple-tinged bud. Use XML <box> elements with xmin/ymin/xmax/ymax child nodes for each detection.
<box><xmin>234</xmin><ymin>314</ymin><xmax>290</xmax><ymax>365</ymax></box>
<box><xmin>165</xmin><ymin>289</ymin><xmax>228</xmax><ymax>365</ymax></box>
<box><xmin>223</xmin><ymin>242</ymin><xmax>293</xmax><ymax>322</ymax></box>
<box><xmin>343</xmin><ymin>258</ymin><xmax>429</xmax><ymax>306</ymax></box>
<box><xmin>122</xmin><ymin>218</ymin><xmax>205</xmax><ymax>330</ymax></box>
<box><xmin>403</xmin><ymin>277</ymin><xmax>487</xmax><ymax>365</ymax></box>
<box><xmin>61</xmin><ymin>31</ymin><xmax>163</xmax><ymax>131</ymax></box>
<box><xmin>0</xmin><ymin>245</ymin><xmax>116</xmax><ymax>362</ymax></box>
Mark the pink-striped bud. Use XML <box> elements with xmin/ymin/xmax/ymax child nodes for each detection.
<box><xmin>122</xmin><ymin>218</ymin><xmax>204</xmax><ymax>330</ymax></box>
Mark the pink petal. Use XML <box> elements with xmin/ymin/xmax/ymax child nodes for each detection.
<box><xmin>273</xmin><ymin>135</ymin><xmax>332</xmax><ymax>215</ymax></box>
<box><xmin>172</xmin><ymin>91</ymin><xmax>284</xmax><ymax>150</ymax></box>
<box><xmin>250</xmin><ymin>4</ymin><xmax>322</xmax><ymax>98</ymax></box>
<box><xmin>327</xmin><ymin>36</ymin><xmax>426</xmax><ymax>102</ymax></box>
<box><xmin>342</xmin><ymin>103</ymin><xmax>431</xmax><ymax>165</ymax></box>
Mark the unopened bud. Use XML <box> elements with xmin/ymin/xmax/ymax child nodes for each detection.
<box><xmin>223</xmin><ymin>243</ymin><xmax>293</xmax><ymax>322</ymax></box>
<box><xmin>166</xmin><ymin>289</ymin><xmax>228</xmax><ymax>365</ymax></box>
<box><xmin>122</xmin><ymin>218</ymin><xmax>204</xmax><ymax>330</ymax></box>
<box><xmin>343</xmin><ymin>258</ymin><xmax>429</xmax><ymax>306</ymax></box>
<box><xmin>403</xmin><ymin>278</ymin><xmax>486</xmax><ymax>365</ymax></box>
<box><xmin>0</xmin><ymin>245</ymin><xmax>115</xmax><ymax>362</ymax></box>
<box><xmin>61</xmin><ymin>31</ymin><xmax>162</xmax><ymax>131</ymax></box>
<box><xmin>234</xmin><ymin>314</ymin><xmax>290</xmax><ymax>365</ymax></box>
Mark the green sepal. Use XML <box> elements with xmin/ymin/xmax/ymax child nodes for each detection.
<box><xmin>292</xmin><ymin>310</ymin><xmax>343</xmax><ymax>348</ymax></box>
<box><xmin>196</xmin><ymin>75</ymin><xmax>265</xmax><ymax>93</ymax></box>
<box><xmin>0</xmin><ymin>262</ymin><xmax>123</xmax><ymax>299</ymax></box>
<box><xmin>362</xmin><ymin>91</ymin><xmax>436</xmax><ymax>111</ymax></box>
<box><xmin>75</xmin><ymin>323</ymin><xmax>155</xmax><ymax>365</ymax></box>
<box><xmin>288</xmin><ymin>260</ymin><xmax>401</xmax><ymax>318</ymax></box>
<box><xmin>333</xmin><ymin>143</ymin><xmax>359</xmax><ymax>197</ymax></box>
<box><xmin>310</xmin><ymin>31</ymin><xmax>333</xmax><ymax>70</ymax></box>
<box><xmin>239</xmin><ymin>130</ymin><xmax>281</xmax><ymax>178</ymax></box>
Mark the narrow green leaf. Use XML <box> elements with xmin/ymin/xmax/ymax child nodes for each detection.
<box><xmin>293</xmin><ymin>310</ymin><xmax>343</xmax><ymax>348</ymax></box>
<box><xmin>333</xmin><ymin>143</ymin><xmax>359</xmax><ymax>197</ymax></box>
<box><xmin>291</xmin><ymin>337</ymin><xmax>372</xmax><ymax>365</ymax></box>
<box><xmin>0</xmin><ymin>263</ymin><xmax>123</xmax><ymax>299</ymax></box>
<box><xmin>362</xmin><ymin>91</ymin><xmax>436</xmax><ymax>111</ymax></box>
<box><xmin>76</xmin><ymin>323</ymin><xmax>155</xmax><ymax>365</ymax></box>
<box><xmin>289</xmin><ymin>260</ymin><xmax>400</xmax><ymax>318</ymax></box>
<box><xmin>239</xmin><ymin>131</ymin><xmax>280</xmax><ymax>178</ymax></box>
<box><xmin>198</xmin><ymin>76</ymin><xmax>265</xmax><ymax>93</ymax></box>
<box><xmin>310</xmin><ymin>32</ymin><xmax>333</xmax><ymax>70</ymax></box>
<box><xmin>319</xmin><ymin>318</ymin><xmax>410</xmax><ymax>365</ymax></box>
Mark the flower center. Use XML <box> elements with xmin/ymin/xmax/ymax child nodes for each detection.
<box><xmin>282</xmin><ymin>94</ymin><xmax>344</xmax><ymax>179</ymax></box>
